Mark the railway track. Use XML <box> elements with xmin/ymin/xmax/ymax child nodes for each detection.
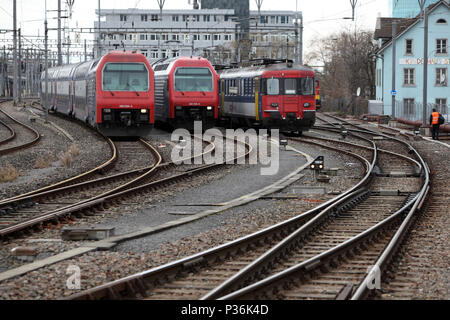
<box><xmin>0</xmin><ymin>129</ymin><xmax>256</xmax><ymax>239</ymax></box>
<box><xmin>65</xmin><ymin>114</ymin><xmax>429</xmax><ymax>301</ymax></box>
<box><xmin>0</xmin><ymin>108</ymin><xmax>40</xmax><ymax>156</ymax></box>
<box><xmin>64</xmin><ymin>125</ymin><xmax>377</xmax><ymax>300</ymax></box>
<box><xmin>0</xmin><ymin>138</ymin><xmax>162</xmax><ymax>238</ymax></box>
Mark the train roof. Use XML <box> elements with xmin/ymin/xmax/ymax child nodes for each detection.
<box><xmin>152</xmin><ymin>56</ymin><xmax>216</xmax><ymax>76</ymax></box>
<box><xmin>216</xmin><ymin>59</ymin><xmax>315</xmax><ymax>79</ymax></box>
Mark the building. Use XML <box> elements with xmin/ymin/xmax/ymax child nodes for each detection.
<box><xmin>94</xmin><ymin>7</ymin><xmax>300</xmax><ymax>65</ymax></box>
<box><xmin>392</xmin><ymin>0</ymin><xmax>440</xmax><ymax>18</ymax></box>
<box><xmin>202</xmin><ymin>0</ymin><xmax>250</xmax><ymax>31</ymax></box>
<box><xmin>374</xmin><ymin>0</ymin><xmax>449</xmax><ymax>121</ymax></box>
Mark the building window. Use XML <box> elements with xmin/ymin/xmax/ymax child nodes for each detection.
<box><xmin>436</xmin><ymin>18</ymin><xmax>447</xmax><ymax>24</ymax></box>
<box><xmin>193</xmin><ymin>15</ymin><xmax>200</xmax><ymax>22</ymax></box>
<box><xmin>141</xmin><ymin>50</ymin><xmax>148</xmax><ymax>57</ymax></box>
<box><xmin>151</xmin><ymin>50</ymin><xmax>159</xmax><ymax>59</ymax></box>
<box><xmin>405</xmin><ymin>39</ymin><xmax>413</xmax><ymax>55</ymax></box>
<box><xmin>150</xmin><ymin>34</ymin><xmax>157</xmax><ymax>41</ymax></box>
<box><xmin>436</xmin><ymin>98</ymin><xmax>447</xmax><ymax>114</ymax></box>
<box><xmin>224</xmin><ymin>34</ymin><xmax>232</xmax><ymax>41</ymax></box>
<box><xmin>151</xmin><ymin>14</ymin><xmax>158</xmax><ymax>21</ymax></box>
<box><xmin>214</xmin><ymin>34</ymin><xmax>221</xmax><ymax>41</ymax></box>
<box><xmin>281</xmin><ymin>16</ymin><xmax>286</xmax><ymax>24</ymax></box>
<box><xmin>270</xmin><ymin>16</ymin><xmax>276</xmax><ymax>24</ymax></box>
<box><xmin>193</xmin><ymin>34</ymin><xmax>200</xmax><ymax>41</ymax></box>
<box><xmin>436</xmin><ymin>68</ymin><xmax>448</xmax><ymax>86</ymax></box>
<box><xmin>141</xmin><ymin>15</ymin><xmax>148</xmax><ymax>22</ymax></box>
<box><xmin>139</xmin><ymin>34</ymin><xmax>148</xmax><ymax>41</ymax></box>
<box><xmin>403</xmin><ymin>68</ymin><xmax>415</xmax><ymax>86</ymax></box>
<box><xmin>183</xmin><ymin>15</ymin><xmax>189</xmax><ymax>22</ymax></box>
<box><xmin>172</xmin><ymin>50</ymin><xmax>179</xmax><ymax>58</ymax></box>
<box><xmin>120</xmin><ymin>15</ymin><xmax>127</xmax><ymax>22</ymax></box>
<box><xmin>171</xmin><ymin>34</ymin><xmax>180</xmax><ymax>41</ymax></box>
<box><xmin>203</xmin><ymin>15</ymin><xmax>210</xmax><ymax>22</ymax></box>
<box><xmin>161</xmin><ymin>34</ymin><xmax>168</xmax><ymax>41</ymax></box>
<box><xmin>203</xmin><ymin>34</ymin><xmax>211</xmax><ymax>41</ymax></box>
<box><xmin>172</xmin><ymin>15</ymin><xmax>179</xmax><ymax>22</ymax></box>
<box><xmin>403</xmin><ymin>98</ymin><xmax>415</xmax><ymax>116</ymax></box>
<box><xmin>436</xmin><ymin>39</ymin><xmax>448</xmax><ymax>54</ymax></box>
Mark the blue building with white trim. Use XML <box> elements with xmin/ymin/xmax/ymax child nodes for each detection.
<box><xmin>392</xmin><ymin>0</ymin><xmax>440</xmax><ymax>18</ymax></box>
<box><xmin>374</xmin><ymin>0</ymin><xmax>449</xmax><ymax>120</ymax></box>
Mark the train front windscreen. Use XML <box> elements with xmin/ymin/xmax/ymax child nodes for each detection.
<box><xmin>102</xmin><ymin>63</ymin><xmax>149</xmax><ymax>92</ymax></box>
<box><xmin>265</xmin><ymin>78</ymin><xmax>314</xmax><ymax>95</ymax></box>
<box><xmin>174</xmin><ymin>67</ymin><xmax>213</xmax><ymax>92</ymax></box>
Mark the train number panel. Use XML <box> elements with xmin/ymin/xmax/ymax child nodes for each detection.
<box><xmin>153</xmin><ymin>57</ymin><xmax>219</xmax><ymax>130</ymax></box>
<box><xmin>218</xmin><ymin>59</ymin><xmax>317</xmax><ymax>133</ymax></box>
<box><xmin>41</xmin><ymin>51</ymin><xmax>155</xmax><ymax>137</ymax></box>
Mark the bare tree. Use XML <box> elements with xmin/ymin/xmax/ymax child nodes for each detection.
<box><xmin>306</xmin><ymin>27</ymin><xmax>377</xmax><ymax>115</ymax></box>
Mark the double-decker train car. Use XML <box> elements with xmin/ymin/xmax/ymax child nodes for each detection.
<box><xmin>217</xmin><ymin>59</ymin><xmax>317</xmax><ymax>133</ymax></box>
<box><xmin>40</xmin><ymin>51</ymin><xmax>155</xmax><ymax>137</ymax></box>
<box><xmin>152</xmin><ymin>56</ymin><xmax>219</xmax><ymax>130</ymax></box>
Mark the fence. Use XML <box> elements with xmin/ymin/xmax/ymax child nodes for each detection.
<box><xmin>395</xmin><ymin>100</ymin><xmax>449</xmax><ymax>124</ymax></box>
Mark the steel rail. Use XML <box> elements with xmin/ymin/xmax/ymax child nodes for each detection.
<box><xmin>65</xmin><ymin>133</ymin><xmax>374</xmax><ymax>300</ymax></box>
<box><xmin>0</xmin><ymin>109</ymin><xmax>40</xmax><ymax>156</ymax></box>
<box><xmin>200</xmin><ymin>134</ymin><xmax>378</xmax><ymax>300</ymax></box>
<box><xmin>0</xmin><ymin>137</ymin><xmax>117</xmax><ymax>206</ymax></box>
<box><xmin>0</xmin><ymin>118</ymin><xmax>16</xmax><ymax>146</ymax></box>
<box><xmin>218</xmin><ymin>115</ymin><xmax>429</xmax><ymax>300</ymax></box>
<box><xmin>0</xmin><ymin>139</ymin><xmax>162</xmax><ymax>238</ymax></box>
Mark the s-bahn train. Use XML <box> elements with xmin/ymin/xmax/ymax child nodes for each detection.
<box><xmin>152</xmin><ymin>56</ymin><xmax>219</xmax><ymax>130</ymax></box>
<box><xmin>40</xmin><ymin>51</ymin><xmax>155</xmax><ymax>137</ymax></box>
<box><xmin>217</xmin><ymin>59</ymin><xmax>317</xmax><ymax>133</ymax></box>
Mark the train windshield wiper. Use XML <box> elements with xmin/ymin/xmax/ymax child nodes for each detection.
<box><xmin>107</xmin><ymin>91</ymin><xmax>115</xmax><ymax>96</ymax></box>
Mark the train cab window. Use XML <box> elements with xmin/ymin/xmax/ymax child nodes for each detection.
<box><xmin>266</xmin><ymin>78</ymin><xmax>280</xmax><ymax>95</ymax></box>
<box><xmin>284</xmin><ymin>78</ymin><xmax>297</xmax><ymax>95</ymax></box>
<box><xmin>174</xmin><ymin>67</ymin><xmax>213</xmax><ymax>92</ymax></box>
<box><xmin>299</xmin><ymin>78</ymin><xmax>314</xmax><ymax>95</ymax></box>
<box><xmin>102</xmin><ymin>63</ymin><xmax>149</xmax><ymax>92</ymax></box>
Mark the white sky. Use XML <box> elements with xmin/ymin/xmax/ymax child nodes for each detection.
<box><xmin>0</xmin><ymin>0</ymin><xmax>390</xmax><ymax>57</ymax></box>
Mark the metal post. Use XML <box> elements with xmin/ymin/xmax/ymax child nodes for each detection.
<box><xmin>299</xmin><ymin>12</ymin><xmax>303</xmax><ymax>65</ymax></box>
<box><xmin>391</xmin><ymin>20</ymin><xmax>396</xmax><ymax>119</ymax></box>
<box><xmin>422</xmin><ymin>7</ymin><xmax>428</xmax><ymax>128</ymax></box>
<box><xmin>84</xmin><ymin>39</ymin><xmax>87</xmax><ymax>61</ymax></box>
<box><xmin>97</xmin><ymin>0</ymin><xmax>101</xmax><ymax>58</ymax></box>
<box><xmin>13</xmin><ymin>0</ymin><xmax>18</xmax><ymax>106</ymax></box>
<box><xmin>45</xmin><ymin>0</ymin><xmax>49</xmax><ymax>123</ymax></box>
<box><xmin>58</xmin><ymin>0</ymin><xmax>62</xmax><ymax>65</ymax></box>
<box><xmin>18</xmin><ymin>28</ymin><xmax>22</xmax><ymax>104</ymax></box>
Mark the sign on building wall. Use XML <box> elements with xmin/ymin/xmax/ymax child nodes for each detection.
<box><xmin>399</xmin><ymin>58</ymin><xmax>450</xmax><ymax>65</ymax></box>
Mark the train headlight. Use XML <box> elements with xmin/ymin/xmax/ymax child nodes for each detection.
<box><xmin>141</xmin><ymin>109</ymin><xmax>148</xmax><ymax>114</ymax></box>
<box><xmin>271</xmin><ymin>103</ymin><xmax>279</xmax><ymax>108</ymax></box>
<box><xmin>104</xmin><ymin>108</ymin><xmax>111</xmax><ymax>113</ymax></box>
<box><xmin>207</xmin><ymin>106</ymin><xmax>213</xmax><ymax>111</ymax></box>
<box><xmin>304</xmin><ymin>103</ymin><xmax>311</xmax><ymax>108</ymax></box>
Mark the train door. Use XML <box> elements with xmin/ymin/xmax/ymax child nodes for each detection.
<box><xmin>282</xmin><ymin>75</ymin><xmax>299</xmax><ymax>115</ymax></box>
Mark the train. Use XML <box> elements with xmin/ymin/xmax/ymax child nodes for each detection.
<box><xmin>216</xmin><ymin>59</ymin><xmax>317</xmax><ymax>133</ymax></box>
<box><xmin>40</xmin><ymin>51</ymin><xmax>155</xmax><ymax>137</ymax></box>
<box><xmin>152</xmin><ymin>56</ymin><xmax>219</xmax><ymax>130</ymax></box>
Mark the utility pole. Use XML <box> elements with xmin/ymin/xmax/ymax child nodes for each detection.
<box><xmin>299</xmin><ymin>12</ymin><xmax>303</xmax><ymax>65</ymax></box>
<box><xmin>422</xmin><ymin>6</ymin><xmax>429</xmax><ymax>128</ymax></box>
<box><xmin>45</xmin><ymin>0</ymin><xmax>49</xmax><ymax>123</ymax></box>
<box><xmin>13</xmin><ymin>0</ymin><xmax>18</xmax><ymax>106</ymax></box>
<box><xmin>97</xmin><ymin>0</ymin><xmax>101</xmax><ymax>58</ymax></box>
<box><xmin>157</xmin><ymin>0</ymin><xmax>166</xmax><ymax>60</ymax></box>
<box><xmin>391</xmin><ymin>20</ymin><xmax>397</xmax><ymax>119</ymax></box>
<box><xmin>18</xmin><ymin>28</ymin><xmax>22</xmax><ymax>104</ymax></box>
<box><xmin>58</xmin><ymin>0</ymin><xmax>62</xmax><ymax>65</ymax></box>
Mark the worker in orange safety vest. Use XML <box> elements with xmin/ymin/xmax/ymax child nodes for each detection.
<box><xmin>429</xmin><ymin>108</ymin><xmax>442</xmax><ymax>140</ymax></box>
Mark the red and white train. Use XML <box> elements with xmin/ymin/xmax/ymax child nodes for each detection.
<box><xmin>40</xmin><ymin>51</ymin><xmax>155</xmax><ymax>137</ymax></box>
<box><xmin>152</xmin><ymin>56</ymin><xmax>219</xmax><ymax>130</ymax></box>
<box><xmin>217</xmin><ymin>59</ymin><xmax>317</xmax><ymax>133</ymax></box>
